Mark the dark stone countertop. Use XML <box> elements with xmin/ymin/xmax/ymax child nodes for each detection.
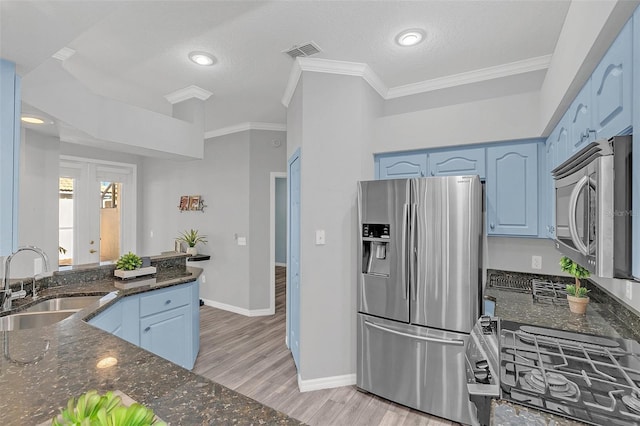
<box><xmin>0</xmin><ymin>266</ymin><xmax>303</xmax><ymax>426</ymax></box>
<box><xmin>485</xmin><ymin>270</ymin><xmax>640</xmax><ymax>426</ymax></box>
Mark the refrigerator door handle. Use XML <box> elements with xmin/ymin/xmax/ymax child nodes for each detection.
<box><xmin>364</xmin><ymin>320</ymin><xmax>465</xmax><ymax>346</ymax></box>
<box><xmin>401</xmin><ymin>203</ymin><xmax>409</xmax><ymax>299</ymax></box>
<box><xmin>410</xmin><ymin>203</ymin><xmax>418</xmax><ymax>301</ymax></box>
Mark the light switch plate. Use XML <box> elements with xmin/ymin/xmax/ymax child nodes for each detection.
<box><xmin>315</xmin><ymin>230</ymin><xmax>326</xmax><ymax>245</ymax></box>
<box><xmin>626</xmin><ymin>281</ymin><xmax>633</xmax><ymax>300</ymax></box>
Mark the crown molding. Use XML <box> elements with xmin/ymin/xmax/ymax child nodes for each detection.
<box><xmin>386</xmin><ymin>54</ymin><xmax>552</xmax><ymax>99</ymax></box>
<box><xmin>204</xmin><ymin>122</ymin><xmax>286</xmax><ymax>139</ymax></box>
<box><xmin>281</xmin><ymin>58</ymin><xmax>388</xmax><ymax>107</ymax></box>
<box><xmin>281</xmin><ymin>55</ymin><xmax>552</xmax><ymax>105</ymax></box>
<box><xmin>164</xmin><ymin>85</ymin><xmax>213</xmax><ymax>104</ymax></box>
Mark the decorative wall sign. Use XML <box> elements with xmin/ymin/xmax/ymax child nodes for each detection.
<box><xmin>178</xmin><ymin>195</ymin><xmax>207</xmax><ymax>212</ymax></box>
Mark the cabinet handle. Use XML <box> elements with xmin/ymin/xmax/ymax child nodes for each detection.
<box><xmin>144</xmin><ymin>326</ymin><xmax>150</xmax><ymax>332</ymax></box>
<box><xmin>430</xmin><ymin>171</ymin><xmax>434</xmax><ymax>176</ymax></box>
<box><xmin>165</xmin><ymin>299</ymin><xmax>171</xmax><ymax>305</ymax></box>
<box><xmin>490</xmin><ymin>223</ymin><xmax>495</xmax><ymax>230</ymax></box>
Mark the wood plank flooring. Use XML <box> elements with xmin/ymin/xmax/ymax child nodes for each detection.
<box><xmin>193</xmin><ymin>266</ymin><xmax>455</xmax><ymax>426</ymax></box>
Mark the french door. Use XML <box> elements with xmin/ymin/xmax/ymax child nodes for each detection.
<box><xmin>59</xmin><ymin>157</ymin><xmax>136</xmax><ymax>266</ymax></box>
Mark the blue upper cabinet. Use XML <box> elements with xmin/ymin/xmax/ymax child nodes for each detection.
<box><xmin>486</xmin><ymin>142</ymin><xmax>539</xmax><ymax>236</ymax></box>
<box><xmin>0</xmin><ymin>59</ymin><xmax>20</xmax><ymax>257</ymax></box>
<box><xmin>591</xmin><ymin>18</ymin><xmax>633</xmax><ymax>140</ymax></box>
<box><xmin>427</xmin><ymin>147</ymin><xmax>485</xmax><ymax>178</ymax></box>
<box><xmin>378</xmin><ymin>152</ymin><xmax>427</xmax><ymax>179</ymax></box>
<box><xmin>568</xmin><ymin>80</ymin><xmax>594</xmax><ymax>154</ymax></box>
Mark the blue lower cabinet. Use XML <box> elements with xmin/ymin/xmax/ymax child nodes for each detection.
<box><xmin>486</xmin><ymin>142</ymin><xmax>540</xmax><ymax>236</ymax></box>
<box><xmin>141</xmin><ymin>305</ymin><xmax>191</xmax><ymax>368</ymax></box>
<box><xmin>88</xmin><ymin>280</ymin><xmax>200</xmax><ymax>370</ymax></box>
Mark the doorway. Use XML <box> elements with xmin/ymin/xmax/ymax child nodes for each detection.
<box><xmin>269</xmin><ymin>172</ymin><xmax>287</xmax><ymax>315</ymax></box>
<box><xmin>58</xmin><ymin>156</ymin><xmax>136</xmax><ymax>266</ymax></box>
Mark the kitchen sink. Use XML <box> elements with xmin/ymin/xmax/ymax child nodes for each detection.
<box><xmin>0</xmin><ymin>310</ymin><xmax>77</xmax><ymax>331</ymax></box>
<box><xmin>22</xmin><ymin>296</ymin><xmax>101</xmax><ymax>313</ymax></box>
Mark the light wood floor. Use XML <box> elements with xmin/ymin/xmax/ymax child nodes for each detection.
<box><xmin>193</xmin><ymin>266</ymin><xmax>455</xmax><ymax>426</ymax></box>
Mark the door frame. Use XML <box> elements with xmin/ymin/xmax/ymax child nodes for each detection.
<box><xmin>59</xmin><ymin>155</ymin><xmax>137</xmax><ymax>265</ymax></box>
<box><xmin>269</xmin><ymin>171</ymin><xmax>287</xmax><ymax>316</ymax></box>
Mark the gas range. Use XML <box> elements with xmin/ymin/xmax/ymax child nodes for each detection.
<box><xmin>500</xmin><ymin>320</ymin><xmax>640</xmax><ymax>425</ymax></box>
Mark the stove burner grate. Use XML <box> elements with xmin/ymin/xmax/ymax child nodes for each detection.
<box><xmin>622</xmin><ymin>390</ymin><xmax>640</xmax><ymax>414</ymax></box>
<box><xmin>523</xmin><ymin>369</ymin><xmax>580</xmax><ymax>400</ymax></box>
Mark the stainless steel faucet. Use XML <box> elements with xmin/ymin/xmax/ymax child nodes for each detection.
<box><xmin>1</xmin><ymin>246</ymin><xmax>50</xmax><ymax>311</ymax></box>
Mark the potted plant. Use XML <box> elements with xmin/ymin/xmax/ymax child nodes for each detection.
<box><xmin>560</xmin><ymin>256</ymin><xmax>591</xmax><ymax>314</ymax></box>
<box><xmin>114</xmin><ymin>252</ymin><xmax>156</xmax><ymax>279</ymax></box>
<box><xmin>176</xmin><ymin>229</ymin><xmax>208</xmax><ymax>256</ymax></box>
<box><xmin>51</xmin><ymin>389</ymin><xmax>166</xmax><ymax>425</ymax></box>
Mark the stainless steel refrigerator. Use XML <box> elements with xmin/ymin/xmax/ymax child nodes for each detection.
<box><xmin>357</xmin><ymin>176</ymin><xmax>482</xmax><ymax>425</ymax></box>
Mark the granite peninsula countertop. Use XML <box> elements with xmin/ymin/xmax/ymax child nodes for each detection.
<box><xmin>0</xmin><ymin>260</ymin><xmax>303</xmax><ymax>426</ymax></box>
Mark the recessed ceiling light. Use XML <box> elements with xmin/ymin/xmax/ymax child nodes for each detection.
<box><xmin>188</xmin><ymin>51</ymin><xmax>216</xmax><ymax>66</ymax></box>
<box><xmin>21</xmin><ymin>116</ymin><xmax>45</xmax><ymax>124</ymax></box>
<box><xmin>396</xmin><ymin>29</ymin><xmax>425</xmax><ymax>47</ymax></box>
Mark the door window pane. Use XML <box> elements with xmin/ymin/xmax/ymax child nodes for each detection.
<box><xmin>59</xmin><ymin>177</ymin><xmax>74</xmax><ymax>266</ymax></box>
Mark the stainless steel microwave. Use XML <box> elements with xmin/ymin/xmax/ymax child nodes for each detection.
<box><xmin>552</xmin><ymin>135</ymin><xmax>632</xmax><ymax>279</ymax></box>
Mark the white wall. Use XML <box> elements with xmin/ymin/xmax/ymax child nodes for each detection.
<box><xmin>373</xmin><ymin>91</ymin><xmax>541</xmax><ymax>154</ymax></box>
<box><xmin>140</xmin><ymin>129</ymin><xmax>286</xmax><ymax>312</ymax></box>
<box><xmin>291</xmin><ymin>71</ymin><xmax>383</xmax><ymax>382</ymax></box>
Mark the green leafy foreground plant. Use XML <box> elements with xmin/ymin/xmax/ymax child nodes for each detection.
<box><xmin>560</xmin><ymin>256</ymin><xmax>591</xmax><ymax>298</ymax></box>
<box><xmin>116</xmin><ymin>252</ymin><xmax>142</xmax><ymax>271</ymax></box>
<box><xmin>52</xmin><ymin>390</ymin><xmax>166</xmax><ymax>426</ymax></box>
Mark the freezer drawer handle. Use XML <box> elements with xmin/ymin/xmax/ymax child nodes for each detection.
<box><xmin>364</xmin><ymin>321</ymin><xmax>464</xmax><ymax>346</ymax></box>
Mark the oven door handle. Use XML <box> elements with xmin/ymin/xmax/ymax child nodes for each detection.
<box><xmin>568</xmin><ymin>175</ymin><xmax>590</xmax><ymax>256</ymax></box>
<box><xmin>364</xmin><ymin>321</ymin><xmax>465</xmax><ymax>346</ymax></box>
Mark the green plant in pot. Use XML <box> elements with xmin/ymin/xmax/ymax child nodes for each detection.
<box><xmin>176</xmin><ymin>229</ymin><xmax>207</xmax><ymax>256</ymax></box>
<box><xmin>116</xmin><ymin>252</ymin><xmax>142</xmax><ymax>271</ymax></box>
<box><xmin>560</xmin><ymin>256</ymin><xmax>591</xmax><ymax>314</ymax></box>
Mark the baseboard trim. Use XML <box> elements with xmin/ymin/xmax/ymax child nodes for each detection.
<box><xmin>297</xmin><ymin>373</ymin><xmax>357</xmax><ymax>392</ymax></box>
<box><xmin>201</xmin><ymin>298</ymin><xmax>274</xmax><ymax>317</ymax></box>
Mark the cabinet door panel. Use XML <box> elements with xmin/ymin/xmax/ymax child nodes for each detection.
<box><xmin>487</xmin><ymin>143</ymin><xmax>539</xmax><ymax>236</ymax></box>
<box><xmin>569</xmin><ymin>81</ymin><xmax>593</xmax><ymax>154</ymax></box>
<box><xmin>591</xmin><ymin>19</ymin><xmax>633</xmax><ymax>139</ymax></box>
<box><xmin>427</xmin><ymin>147</ymin><xmax>485</xmax><ymax>178</ymax></box>
<box><xmin>141</xmin><ymin>305</ymin><xmax>191</xmax><ymax>368</ymax></box>
<box><xmin>544</xmin><ymin>139</ymin><xmax>556</xmax><ymax>239</ymax></box>
<box><xmin>378</xmin><ymin>153</ymin><xmax>427</xmax><ymax>179</ymax></box>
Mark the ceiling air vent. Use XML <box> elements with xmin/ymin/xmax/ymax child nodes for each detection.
<box><xmin>283</xmin><ymin>41</ymin><xmax>322</xmax><ymax>59</ymax></box>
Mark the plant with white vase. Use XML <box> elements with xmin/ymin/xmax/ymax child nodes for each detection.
<box><xmin>176</xmin><ymin>229</ymin><xmax>207</xmax><ymax>256</ymax></box>
<box><xmin>560</xmin><ymin>256</ymin><xmax>591</xmax><ymax>314</ymax></box>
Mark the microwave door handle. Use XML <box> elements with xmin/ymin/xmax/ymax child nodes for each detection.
<box><xmin>568</xmin><ymin>175</ymin><xmax>590</xmax><ymax>256</ymax></box>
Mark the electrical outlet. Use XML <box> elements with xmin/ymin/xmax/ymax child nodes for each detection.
<box><xmin>531</xmin><ymin>255</ymin><xmax>542</xmax><ymax>270</ymax></box>
<box><xmin>201</xmin><ymin>275</ymin><xmax>206</xmax><ymax>284</ymax></box>
<box><xmin>626</xmin><ymin>281</ymin><xmax>633</xmax><ymax>300</ymax></box>
<box><xmin>315</xmin><ymin>230</ymin><xmax>326</xmax><ymax>245</ymax></box>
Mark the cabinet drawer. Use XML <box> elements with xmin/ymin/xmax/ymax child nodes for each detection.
<box><xmin>139</xmin><ymin>285</ymin><xmax>190</xmax><ymax>317</ymax></box>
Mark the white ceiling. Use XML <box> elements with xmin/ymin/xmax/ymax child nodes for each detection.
<box><xmin>1</xmin><ymin>0</ymin><xmax>571</xmax><ymax>136</ymax></box>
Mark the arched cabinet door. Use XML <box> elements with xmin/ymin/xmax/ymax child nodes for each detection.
<box><xmin>378</xmin><ymin>153</ymin><xmax>427</xmax><ymax>179</ymax></box>
<box><xmin>427</xmin><ymin>147</ymin><xmax>485</xmax><ymax>178</ymax></box>
<box><xmin>591</xmin><ymin>18</ymin><xmax>633</xmax><ymax>140</ymax></box>
<box><xmin>486</xmin><ymin>142</ymin><xmax>539</xmax><ymax>236</ymax></box>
